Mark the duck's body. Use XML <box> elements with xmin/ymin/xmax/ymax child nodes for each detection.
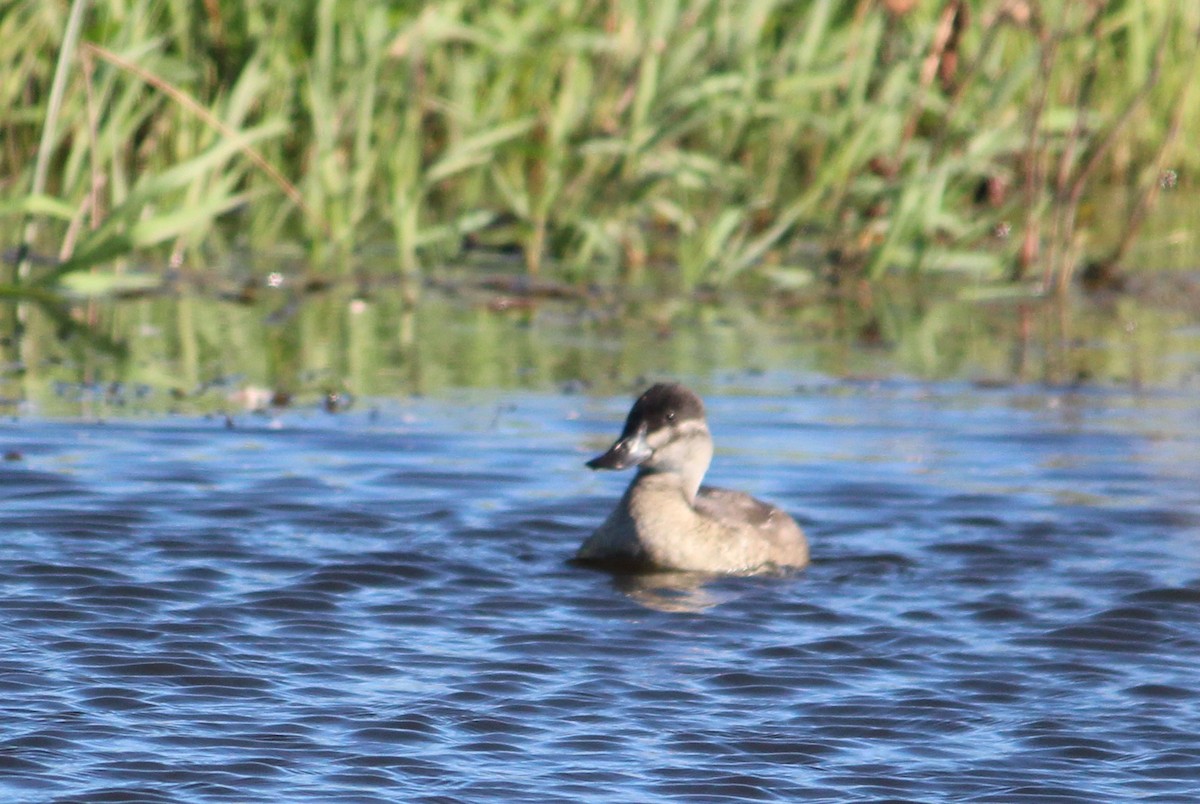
<box><xmin>577</xmin><ymin>383</ymin><xmax>808</xmax><ymax>574</ymax></box>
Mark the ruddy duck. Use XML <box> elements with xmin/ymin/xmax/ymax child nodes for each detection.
<box><xmin>577</xmin><ymin>383</ymin><xmax>809</xmax><ymax>573</ymax></box>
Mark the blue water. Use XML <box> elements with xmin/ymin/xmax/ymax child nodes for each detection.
<box><xmin>2</xmin><ymin>379</ymin><xmax>1199</xmax><ymax>802</ymax></box>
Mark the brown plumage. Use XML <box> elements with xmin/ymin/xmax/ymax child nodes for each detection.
<box><xmin>578</xmin><ymin>383</ymin><xmax>809</xmax><ymax>573</ymax></box>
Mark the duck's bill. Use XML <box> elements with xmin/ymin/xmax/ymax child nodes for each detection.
<box><xmin>586</xmin><ymin>428</ymin><xmax>652</xmax><ymax>470</ymax></box>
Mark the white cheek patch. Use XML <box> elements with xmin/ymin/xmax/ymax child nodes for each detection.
<box><xmin>646</xmin><ymin>428</ymin><xmax>672</xmax><ymax>449</ymax></box>
<box><xmin>646</xmin><ymin>420</ymin><xmax>706</xmax><ymax>450</ymax></box>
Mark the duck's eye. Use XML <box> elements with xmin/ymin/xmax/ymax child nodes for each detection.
<box><xmin>666</xmin><ymin>410</ymin><xmax>676</xmax><ymax>422</ymax></box>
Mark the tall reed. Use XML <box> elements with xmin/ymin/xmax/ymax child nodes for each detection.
<box><xmin>2</xmin><ymin>0</ymin><xmax>1197</xmax><ymax>292</ymax></box>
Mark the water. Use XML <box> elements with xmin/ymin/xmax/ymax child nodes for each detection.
<box><xmin>5</xmin><ymin>266</ymin><xmax>1200</xmax><ymax>421</ymax></box>
<box><xmin>2</xmin><ymin>378</ymin><xmax>1199</xmax><ymax>801</ymax></box>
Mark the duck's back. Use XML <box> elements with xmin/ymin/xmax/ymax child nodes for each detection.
<box><xmin>694</xmin><ymin>485</ymin><xmax>809</xmax><ymax>569</ymax></box>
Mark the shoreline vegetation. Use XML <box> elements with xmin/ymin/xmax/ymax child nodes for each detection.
<box><xmin>2</xmin><ymin>0</ymin><xmax>1199</xmax><ymax>298</ymax></box>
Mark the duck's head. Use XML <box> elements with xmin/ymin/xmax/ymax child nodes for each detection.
<box><xmin>587</xmin><ymin>383</ymin><xmax>713</xmax><ymax>490</ymax></box>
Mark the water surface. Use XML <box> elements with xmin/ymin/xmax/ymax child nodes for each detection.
<box><xmin>4</xmin><ymin>269</ymin><xmax>1200</xmax><ymax>419</ymax></box>
<box><xmin>2</xmin><ymin>378</ymin><xmax>1199</xmax><ymax>801</ymax></box>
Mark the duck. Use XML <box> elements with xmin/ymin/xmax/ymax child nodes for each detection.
<box><xmin>576</xmin><ymin>382</ymin><xmax>809</xmax><ymax>573</ymax></box>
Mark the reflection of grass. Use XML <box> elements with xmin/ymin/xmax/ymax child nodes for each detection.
<box><xmin>2</xmin><ymin>276</ymin><xmax>1196</xmax><ymax>418</ymax></box>
<box><xmin>0</xmin><ymin>284</ymin><xmax>127</xmax><ymax>361</ymax></box>
<box><xmin>3</xmin><ymin>1</ymin><xmax>1198</xmax><ymax>291</ymax></box>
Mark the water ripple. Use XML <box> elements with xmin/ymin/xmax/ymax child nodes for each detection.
<box><xmin>1</xmin><ymin>383</ymin><xmax>1198</xmax><ymax>801</ymax></box>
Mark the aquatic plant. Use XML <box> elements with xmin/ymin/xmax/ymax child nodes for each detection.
<box><xmin>2</xmin><ymin>0</ymin><xmax>1197</xmax><ymax>292</ymax></box>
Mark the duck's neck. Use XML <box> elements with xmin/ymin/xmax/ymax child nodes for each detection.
<box><xmin>634</xmin><ymin>462</ymin><xmax>707</xmax><ymax>504</ymax></box>
<box><xmin>631</xmin><ymin>425</ymin><xmax>714</xmax><ymax>504</ymax></box>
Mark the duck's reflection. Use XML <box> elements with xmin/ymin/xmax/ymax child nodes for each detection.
<box><xmin>610</xmin><ymin>570</ymin><xmax>726</xmax><ymax>612</ymax></box>
<box><xmin>571</xmin><ymin>557</ymin><xmax>805</xmax><ymax>613</ymax></box>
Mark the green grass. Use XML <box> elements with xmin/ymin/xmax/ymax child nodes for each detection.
<box><xmin>3</xmin><ymin>0</ymin><xmax>1198</xmax><ymax>292</ymax></box>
